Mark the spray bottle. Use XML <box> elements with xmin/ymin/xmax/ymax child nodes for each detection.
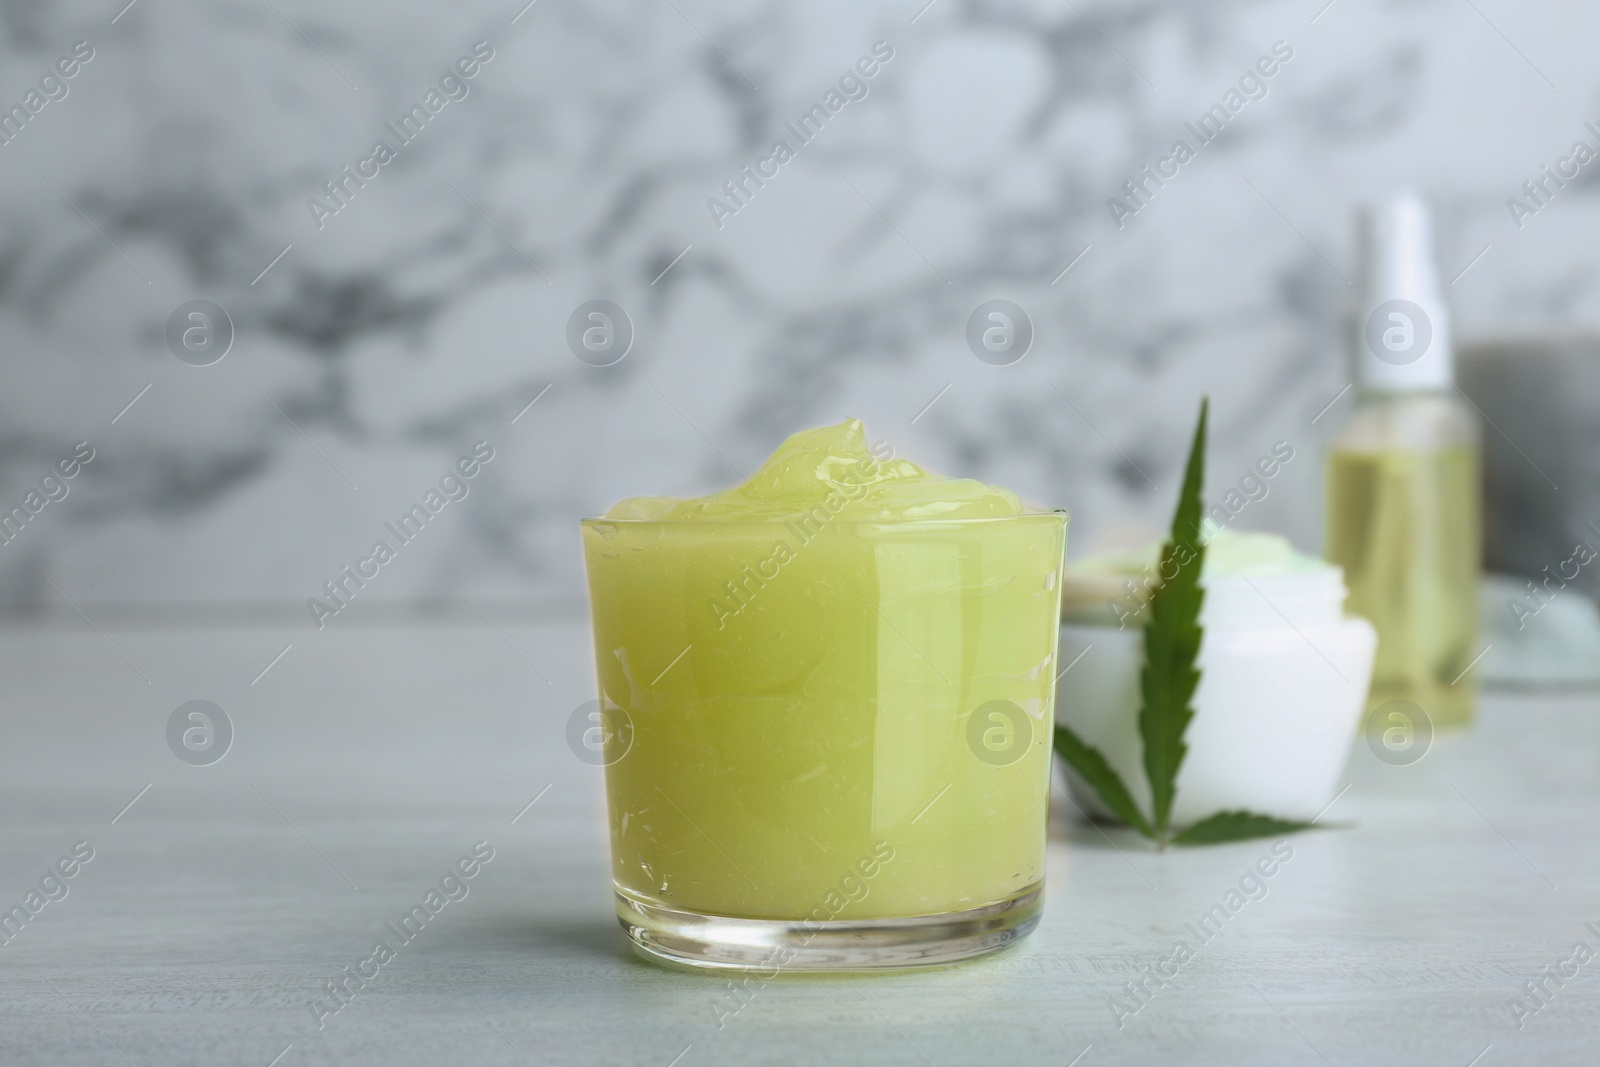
<box><xmin>1325</xmin><ymin>192</ymin><xmax>1482</xmax><ymax>730</ymax></box>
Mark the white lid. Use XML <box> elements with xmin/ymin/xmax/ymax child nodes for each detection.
<box><xmin>1059</xmin><ymin>564</ymin><xmax>1352</xmax><ymax>631</ymax></box>
<box><xmin>1352</xmin><ymin>192</ymin><xmax>1453</xmax><ymax>392</ymax></box>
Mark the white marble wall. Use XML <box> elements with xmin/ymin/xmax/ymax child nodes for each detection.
<box><xmin>2</xmin><ymin>0</ymin><xmax>1597</xmax><ymax>615</ymax></box>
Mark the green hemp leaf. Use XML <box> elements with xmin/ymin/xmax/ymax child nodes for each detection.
<box><xmin>1052</xmin><ymin>724</ymin><xmax>1153</xmax><ymax>839</ymax></box>
<box><xmin>1052</xmin><ymin>398</ymin><xmax>1335</xmax><ymax>848</ymax></box>
<box><xmin>1138</xmin><ymin>397</ymin><xmax>1208</xmax><ymax>840</ymax></box>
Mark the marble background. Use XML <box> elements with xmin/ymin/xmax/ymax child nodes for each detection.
<box><xmin>2</xmin><ymin>0</ymin><xmax>1598</xmax><ymax>618</ymax></box>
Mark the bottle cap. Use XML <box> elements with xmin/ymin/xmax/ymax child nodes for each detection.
<box><xmin>1352</xmin><ymin>192</ymin><xmax>1453</xmax><ymax>391</ymax></box>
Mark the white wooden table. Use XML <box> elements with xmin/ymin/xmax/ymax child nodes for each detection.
<box><xmin>3</xmin><ymin>620</ymin><xmax>1596</xmax><ymax>1066</ymax></box>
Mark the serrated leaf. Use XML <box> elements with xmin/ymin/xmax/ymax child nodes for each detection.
<box><xmin>1139</xmin><ymin>398</ymin><xmax>1209</xmax><ymax>837</ymax></box>
<box><xmin>1053</xmin><ymin>724</ymin><xmax>1155</xmax><ymax>839</ymax></box>
<box><xmin>1170</xmin><ymin>810</ymin><xmax>1324</xmax><ymax>846</ymax></box>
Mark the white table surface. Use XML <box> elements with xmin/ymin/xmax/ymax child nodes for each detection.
<box><xmin>3</xmin><ymin>619</ymin><xmax>1597</xmax><ymax>1067</ymax></box>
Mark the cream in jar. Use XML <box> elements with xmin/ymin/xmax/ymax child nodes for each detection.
<box><xmin>1057</xmin><ymin>527</ymin><xmax>1377</xmax><ymax>825</ymax></box>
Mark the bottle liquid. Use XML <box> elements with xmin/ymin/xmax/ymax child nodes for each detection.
<box><xmin>1325</xmin><ymin>193</ymin><xmax>1482</xmax><ymax>731</ymax></box>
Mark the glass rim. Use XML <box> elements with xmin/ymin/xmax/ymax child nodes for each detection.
<box><xmin>580</xmin><ymin>508</ymin><xmax>1069</xmax><ymax>527</ymax></box>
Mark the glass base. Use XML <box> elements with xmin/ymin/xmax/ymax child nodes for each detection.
<box><xmin>615</xmin><ymin>882</ymin><xmax>1042</xmax><ymax>972</ymax></box>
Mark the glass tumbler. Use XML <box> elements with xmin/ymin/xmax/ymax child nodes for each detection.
<box><xmin>580</xmin><ymin>512</ymin><xmax>1067</xmax><ymax>970</ymax></box>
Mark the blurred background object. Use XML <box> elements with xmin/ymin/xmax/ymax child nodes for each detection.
<box><xmin>1325</xmin><ymin>192</ymin><xmax>1481</xmax><ymax>726</ymax></box>
<box><xmin>1460</xmin><ymin>336</ymin><xmax>1600</xmax><ymax>689</ymax></box>
<box><xmin>1479</xmin><ymin>573</ymin><xmax>1600</xmax><ymax>688</ymax></box>
<box><xmin>2</xmin><ymin>0</ymin><xmax>1598</xmax><ymax>635</ymax></box>
<box><xmin>1460</xmin><ymin>335</ymin><xmax>1600</xmax><ymax>592</ymax></box>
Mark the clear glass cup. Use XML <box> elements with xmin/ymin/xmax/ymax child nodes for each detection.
<box><xmin>580</xmin><ymin>512</ymin><xmax>1067</xmax><ymax>971</ymax></box>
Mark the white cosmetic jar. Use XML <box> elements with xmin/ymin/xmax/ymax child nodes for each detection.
<box><xmin>1057</xmin><ymin>564</ymin><xmax>1377</xmax><ymax>826</ymax></box>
